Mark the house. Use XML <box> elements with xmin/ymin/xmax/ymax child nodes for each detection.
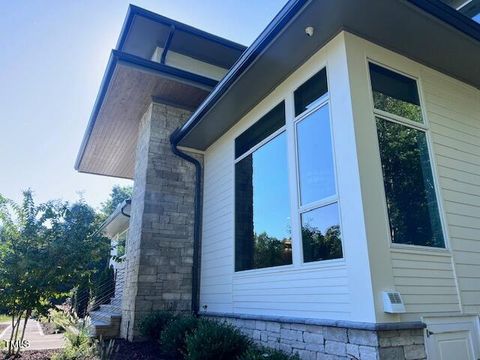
<box><xmin>88</xmin><ymin>200</ymin><xmax>131</xmax><ymax>337</ymax></box>
<box><xmin>75</xmin><ymin>1</ymin><xmax>480</xmax><ymax>359</ymax></box>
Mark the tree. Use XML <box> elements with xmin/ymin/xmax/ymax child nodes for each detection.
<box><xmin>99</xmin><ymin>185</ymin><xmax>132</xmax><ymax>218</ymax></box>
<box><xmin>0</xmin><ymin>191</ymin><xmax>109</xmax><ymax>357</ymax></box>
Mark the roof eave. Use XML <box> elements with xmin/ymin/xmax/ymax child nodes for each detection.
<box><xmin>74</xmin><ymin>51</ymin><xmax>218</xmax><ymax>172</ymax></box>
<box><xmin>173</xmin><ymin>0</ymin><xmax>480</xmax><ymax>148</ymax></box>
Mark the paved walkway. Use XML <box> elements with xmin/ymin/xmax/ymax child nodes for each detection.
<box><xmin>0</xmin><ymin>319</ymin><xmax>65</xmax><ymax>350</ymax></box>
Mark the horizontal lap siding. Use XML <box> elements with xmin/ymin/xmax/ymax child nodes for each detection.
<box><xmin>200</xmin><ymin>138</ymin><xmax>234</xmax><ymax>313</ymax></box>
<box><xmin>200</xmin><ymin>123</ymin><xmax>351</xmax><ymax>320</ymax></box>
<box><xmin>391</xmin><ymin>251</ymin><xmax>460</xmax><ymax>316</ymax></box>
<box><xmin>422</xmin><ymin>69</ymin><xmax>480</xmax><ymax>315</ymax></box>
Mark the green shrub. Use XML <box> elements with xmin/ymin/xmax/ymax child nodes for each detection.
<box><xmin>138</xmin><ymin>310</ymin><xmax>175</xmax><ymax>340</ymax></box>
<box><xmin>51</xmin><ymin>322</ymin><xmax>95</xmax><ymax>360</ymax></box>
<box><xmin>185</xmin><ymin>319</ymin><xmax>251</xmax><ymax>360</ymax></box>
<box><xmin>160</xmin><ymin>315</ymin><xmax>199</xmax><ymax>358</ymax></box>
<box><xmin>240</xmin><ymin>346</ymin><xmax>301</xmax><ymax>360</ymax></box>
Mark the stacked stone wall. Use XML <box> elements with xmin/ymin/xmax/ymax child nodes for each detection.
<box><xmin>206</xmin><ymin>315</ymin><xmax>426</xmax><ymax>360</ymax></box>
<box><xmin>120</xmin><ymin>102</ymin><xmax>201</xmax><ymax>340</ymax></box>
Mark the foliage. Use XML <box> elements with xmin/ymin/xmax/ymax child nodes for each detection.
<box><xmin>138</xmin><ymin>310</ymin><xmax>175</xmax><ymax>341</ymax></box>
<box><xmin>51</xmin><ymin>320</ymin><xmax>95</xmax><ymax>360</ymax></box>
<box><xmin>373</xmin><ymin>91</ymin><xmax>422</xmax><ymax>123</ymax></box>
<box><xmin>40</xmin><ymin>308</ymin><xmax>77</xmax><ymax>334</ymax></box>
<box><xmin>95</xmin><ymin>336</ymin><xmax>118</xmax><ymax>360</ymax></box>
<box><xmin>90</xmin><ymin>265</ymin><xmax>115</xmax><ymax>310</ymax></box>
<box><xmin>185</xmin><ymin>319</ymin><xmax>252</xmax><ymax>360</ymax></box>
<box><xmin>99</xmin><ymin>185</ymin><xmax>132</xmax><ymax>219</ymax></box>
<box><xmin>73</xmin><ymin>277</ymin><xmax>90</xmax><ymax>318</ymax></box>
<box><xmin>239</xmin><ymin>347</ymin><xmax>300</xmax><ymax>360</ymax></box>
<box><xmin>301</xmin><ymin>224</ymin><xmax>342</xmax><ymax>262</ymax></box>
<box><xmin>253</xmin><ymin>233</ymin><xmax>291</xmax><ymax>269</ymax></box>
<box><xmin>0</xmin><ymin>191</ymin><xmax>109</xmax><ymax>356</ymax></box>
<box><xmin>160</xmin><ymin>315</ymin><xmax>199</xmax><ymax>358</ymax></box>
<box><xmin>376</xmin><ymin>118</ymin><xmax>444</xmax><ymax>247</ymax></box>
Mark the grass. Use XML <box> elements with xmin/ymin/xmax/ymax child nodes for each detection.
<box><xmin>0</xmin><ymin>314</ymin><xmax>11</xmax><ymax>323</ymax></box>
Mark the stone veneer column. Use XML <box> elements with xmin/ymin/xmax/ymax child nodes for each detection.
<box><xmin>120</xmin><ymin>102</ymin><xmax>202</xmax><ymax>340</ymax></box>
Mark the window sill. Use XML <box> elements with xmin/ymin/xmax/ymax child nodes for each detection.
<box><xmin>233</xmin><ymin>258</ymin><xmax>346</xmax><ymax>278</ymax></box>
<box><xmin>390</xmin><ymin>244</ymin><xmax>451</xmax><ymax>257</ymax></box>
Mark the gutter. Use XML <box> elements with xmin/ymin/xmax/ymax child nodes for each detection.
<box><xmin>170</xmin><ymin>129</ymin><xmax>203</xmax><ymax>315</ymax></box>
<box><xmin>97</xmin><ymin>199</ymin><xmax>132</xmax><ymax>235</ymax></box>
<box><xmin>171</xmin><ymin>0</ymin><xmax>480</xmax><ymax>146</ymax></box>
<box><xmin>171</xmin><ymin>0</ymin><xmax>310</xmax><ymax>146</ymax></box>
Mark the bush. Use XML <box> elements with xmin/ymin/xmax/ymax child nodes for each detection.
<box><xmin>51</xmin><ymin>322</ymin><xmax>95</xmax><ymax>360</ymax></box>
<box><xmin>160</xmin><ymin>315</ymin><xmax>199</xmax><ymax>358</ymax></box>
<box><xmin>138</xmin><ymin>310</ymin><xmax>175</xmax><ymax>340</ymax></box>
<box><xmin>240</xmin><ymin>347</ymin><xmax>301</xmax><ymax>360</ymax></box>
<box><xmin>185</xmin><ymin>319</ymin><xmax>251</xmax><ymax>360</ymax></box>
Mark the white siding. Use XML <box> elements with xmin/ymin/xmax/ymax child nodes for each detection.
<box><xmin>200</xmin><ymin>116</ymin><xmax>352</xmax><ymax>319</ymax></box>
<box><xmin>199</xmin><ymin>34</ymin><xmax>368</xmax><ymax>321</ymax></box>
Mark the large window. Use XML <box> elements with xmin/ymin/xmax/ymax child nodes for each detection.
<box><xmin>235</xmin><ymin>102</ymin><xmax>292</xmax><ymax>271</ymax></box>
<box><xmin>294</xmin><ymin>70</ymin><xmax>342</xmax><ymax>263</ymax></box>
<box><xmin>234</xmin><ymin>68</ymin><xmax>343</xmax><ymax>272</ymax></box>
<box><xmin>369</xmin><ymin>63</ymin><xmax>445</xmax><ymax>248</ymax></box>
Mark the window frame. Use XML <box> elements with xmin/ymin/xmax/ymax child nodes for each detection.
<box><xmin>292</xmin><ymin>92</ymin><xmax>344</xmax><ymax>265</ymax></box>
<box><xmin>367</xmin><ymin>59</ymin><xmax>449</xmax><ymax>252</ymax></box>
<box><xmin>233</xmin><ymin>104</ymin><xmax>294</xmax><ymax>273</ymax></box>
<box><xmin>233</xmin><ymin>65</ymin><xmax>346</xmax><ymax>275</ymax></box>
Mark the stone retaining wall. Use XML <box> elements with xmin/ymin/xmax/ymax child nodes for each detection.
<box><xmin>206</xmin><ymin>315</ymin><xmax>426</xmax><ymax>360</ymax></box>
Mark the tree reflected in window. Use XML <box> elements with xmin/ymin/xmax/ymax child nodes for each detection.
<box><xmin>300</xmin><ymin>204</ymin><xmax>342</xmax><ymax>263</ymax></box>
<box><xmin>253</xmin><ymin>233</ymin><xmax>292</xmax><ymax>269</ymax></box>
<box><xmin>376</xmin><ymin>119</ymin><xmax>444</xmax><ymax>247</ymax></box>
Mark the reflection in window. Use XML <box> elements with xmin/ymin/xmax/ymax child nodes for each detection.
<box><xmin>235</xmin><ymin>132</ymin><xmax>292</xmax><ymax>271</ymax></box>
<box><xmin>294</xmin><ymin>68</ymin><xmax>328</xmax><ymax>116</ymax></box>
<box><xmin>235</xmin><ymin>102</ymin><xmax>285</xmax><ymax>158</ymax></box>
<box><xmin>296</xmin><ymin>104</ymin><xmax>335</xmax><ymax>205</ymax></box>
<box><xmin>301</xmin><ymin>203</ymin><xmax>342</xmax><ymax>263</ymax></box>
<box><xmin>369</xmin><ymin>63</ymin><xmax>423</xmax><ymax>123</ymax></box>
<box><xmin>376</xmin><ymin>118</ymin><xmax>445</xmax><ymax>248</ymax></box>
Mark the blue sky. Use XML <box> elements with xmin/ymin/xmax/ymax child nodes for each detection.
<box><xmin>0</xmin><ymin>0</ymin><xmax>286</xmax><ymax>209</ymax></box>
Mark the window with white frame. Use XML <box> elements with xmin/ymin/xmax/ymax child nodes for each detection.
<box><xmin>235</xmin><ymin>102</ymin><xmax>292</xmax><ymax>271</ymax></box>
<box><xmin>294</xmin><ymin>68</ymin><xmax>342</xmax><ymax>263</ymax></box>
<box><xmin>234</xmin><ymin>68</ymin><xmax>343</xmax><ymax>272</ymax></box>
<box><xmin>369</xmin><ymin>62</ymin><xmax>445</xmax><ymax>248</ymax></box>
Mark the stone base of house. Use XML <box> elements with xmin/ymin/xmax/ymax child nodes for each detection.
<box><xmin>203</xmin><ymin>313</ymin><xmax>427</xmax><ymax>360</ymax></box>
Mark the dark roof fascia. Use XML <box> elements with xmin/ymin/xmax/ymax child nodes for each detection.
<box><xmin>74</xmin><ymin>50</ymin><xmax>218</xmax><ymax>171</ymax></box>
<box><xmin>171</xmin><ymin>0</ymin><xmax>310</xmax><ymax>145</ymax></box>
<box><xmin>172</xmin><ymin>0</ymin><xmax>480</xmax><ymax>146</ymax></box>
<box><xmin>116</xmin><ymin>4</ymin><xmax>247</xmax><ymax>52</ymax></box>
<box><xmin>406</xmin><ymin>0</ymin><xmax>480</xmax><ymax>39</ymax></box>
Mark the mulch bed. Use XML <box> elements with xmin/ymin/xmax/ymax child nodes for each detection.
<box><xmin>2</xmin><ymin>340</ymin><xmax>167</xmax><ymax>360</ymax></box>
<box><xmin>112</xmin><ymin>339</ymin><xmax>167</xmax><ymax>360</ymax></box>
<box><xmin>0</xmin><ymin>325</ymin><xmax>8</xmax><ymax>333</ymax></box>
<box><xmin>1</xmin><ymin>350</ymin><xmax>59</xmax><ymax>360</ymax></box>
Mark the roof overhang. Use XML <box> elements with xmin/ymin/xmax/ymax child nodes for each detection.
<box><xmin>75</xmin><ymin>5</ymin><xmax>246</xmax><ymax>178</ymax></box>
<box><xmin>175</xmin><ymin>0</ymin><xmax>480</xmax><ymax>151</ymax></box>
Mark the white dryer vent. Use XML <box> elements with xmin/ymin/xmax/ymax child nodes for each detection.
<box><xmin>382</xmin><ymin>291</ymin><xmax>406</xmax><ymax>313</ymax></box>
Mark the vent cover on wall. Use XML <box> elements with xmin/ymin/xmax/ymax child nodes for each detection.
<box><xmin>382</xmin><ymin>291</ymin><xmax>406</xmax><ymax>313</ymax></box>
